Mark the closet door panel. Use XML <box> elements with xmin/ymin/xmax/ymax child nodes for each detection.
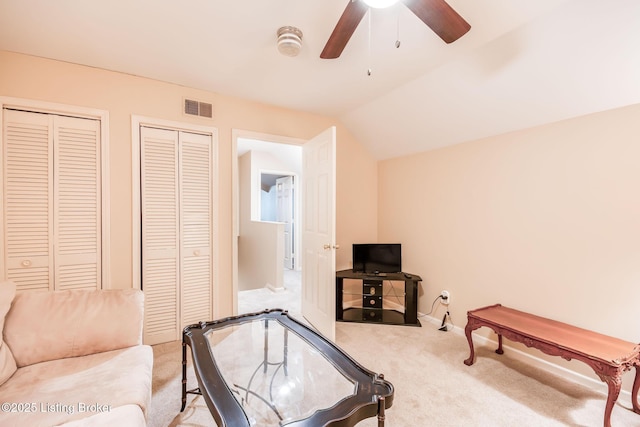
<box><xmin>179</xmin><ymin>132</ymin><xmax>212</xmax><ymax>327</ymax></box>
<box><xmin>54</xmin><ymin>115</ymin><xmax>101</xmax><ymax>291</ymax></box>
<box><xmin>141</xmin><ymin>127</ymin><xmax>180</xmax><ymax>344</ymax></box>
<box><xmin>2</xmin><ymin>110</ymin><xmax>54</xmax><ymax>291</ymax></box>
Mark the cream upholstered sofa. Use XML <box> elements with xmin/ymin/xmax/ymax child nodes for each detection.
<box><xmin>0</xmin><ymin>281</ymin><xmax>153</xmax><ymax>426</ymax></box>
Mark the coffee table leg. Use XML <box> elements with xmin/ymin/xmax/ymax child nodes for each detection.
<box><xmin>283</xmin><ymin>328</ymin><xmax>289</xmax><ymax>376</ymax></box>
<box><xmin>377</xmin><ymin>395</ymin><xmax>385</xmax><ymax>427</ymax></box>
<box><xmin>181</xmin><ymin>340</ymin><xmax>187</xmax><ymax>412</ymax></box>
<box><xmin>264</xmin><ymin>319</ymin><xmax>269</xmax><ymax>373</ymax></box>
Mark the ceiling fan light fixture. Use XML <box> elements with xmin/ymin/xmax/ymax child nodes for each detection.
<box><xmin>277</xmin><ymin>26</ymin><xmax>303</xmax><ymax>57</ymax></box>
<box><xmin>362</xmin><ymin>0</ymin><xmax>400</xmax><ymax>8</ymax></box>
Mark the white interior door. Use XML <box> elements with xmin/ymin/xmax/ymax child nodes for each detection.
<box><xmin>276</xmin><ymin>175</ymin><xmax>294</xmax><ymax>270</ymax></box>
<box><xmin>301</xmin><ymin>127</ymin><xmax>336</xmax><ymax>341</ymax></box>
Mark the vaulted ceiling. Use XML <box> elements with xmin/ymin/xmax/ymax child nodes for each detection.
<box><xmin>1</xmin><ymin>0</ymin><xmax>638</xmax><ymax>159</ymax></box>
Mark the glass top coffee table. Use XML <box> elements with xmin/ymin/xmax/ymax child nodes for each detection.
<box><xmin>181</xmin><ymin>309</ymin><xmax>394</xmax><ymax>426</ymax></box>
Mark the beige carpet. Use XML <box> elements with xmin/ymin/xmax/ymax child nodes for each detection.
<box><xmin>147</xmin><ymin>318</ymin><xmax>640</xmax><ymax>427</ymax></box>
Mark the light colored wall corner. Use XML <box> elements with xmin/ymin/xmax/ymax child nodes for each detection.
<box><xmin>335</xmin><ymin>126</ymin><xmax>378</xmax><ymax>270</ymax></box>
<box><xmin>379</xmin><ymin>102</ymin><xmax>640</xmax><ymax>393</ymax></box>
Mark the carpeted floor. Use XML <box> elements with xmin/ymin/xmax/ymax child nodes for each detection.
<box><xmin>147</xmin><ymin>271</ymin><xmax>640</xmax><ymax>426</ymax></box>
<box><xmin>147</xmin><ymin>319</ymin><xmax>640</xmax><ymax>426</ymax></box>
<box><xmin>236</xmin><ymin>269</ymin><xmax>301</xmax><ymax>316</ymax></box>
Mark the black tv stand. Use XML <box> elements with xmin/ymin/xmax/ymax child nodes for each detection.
<box><xmin>336</xmin><ymin>269</ymin><xmax>422</xmax><ymax>327</ymax></box>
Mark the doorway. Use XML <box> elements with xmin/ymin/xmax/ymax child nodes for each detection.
<box><xmin>234</xmin><ymin>134</ymin><xmax>303</xmax><ymax>317</ymax></box>
<box><xmin>260</xmin><ymin>173</ymin><xmax>295</xmax><ymax>270</ymax></box>
<box><xmin>232</xmin><ymin>127</ymin><xmax>338</xmax><ymax>341</ymax></box>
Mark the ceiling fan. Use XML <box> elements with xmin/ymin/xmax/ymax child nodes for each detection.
<box><xmin>320</xmin><ymin>0</ymin><xmax>471</xmax><ymax>59</ymax></box>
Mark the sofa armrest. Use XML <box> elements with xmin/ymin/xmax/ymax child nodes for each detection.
<box><xmin>4</xmin><ymin>289</ymin><xmax>144</xmax><ymax>368</ymax></box>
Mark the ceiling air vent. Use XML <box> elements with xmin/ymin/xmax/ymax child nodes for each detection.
<box><xmin>184</xmin><ymin>98</ymin><xmax>213</xmax><ymax>119</ymax></box>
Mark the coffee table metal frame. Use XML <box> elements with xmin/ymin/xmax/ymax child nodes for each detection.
<box><xmin>181</xmin><ymin>309</ymin><xmax>394</xmax><ymax>427</ymax></box>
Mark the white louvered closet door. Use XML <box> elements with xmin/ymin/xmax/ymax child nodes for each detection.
<box><xmin>141</xmin><ymin>127</ymin><xmax>213</xmax><ymax>345</ymax></box>
<box><xmin>54</xmin><ymin>115</ymin><xmax>101</xmax><ymax>290</ymax></box>
<box><xmin>141</xmin><ymin>127</ymin><xmax>180</xmax><ymax>345</ymax></box>
<box><xmin>3</xmin><ymin>110</ymin><xmax>54</xmax><ymax>291</ymax></box>
<box><xmin>2</xmin><ymin>109</ymin><xmax>101</xmax><ymax>292</ymax></box>
<box><xmin>179</xmin><ymin>132</ymin><xmax>212</xmax><ymax>327</ymax></box>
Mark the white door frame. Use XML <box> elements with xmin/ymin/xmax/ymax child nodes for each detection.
<box><xmin>231</xmin><ymin>130</ymin><xmax>304</xmax><ymax>314</ymax></box>
<box><xmin>131</xmin><ymin>115</ymin><xmax>219</xmax><ymax>315</ymax></box>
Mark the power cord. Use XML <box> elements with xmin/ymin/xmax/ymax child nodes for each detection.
<box><xmin>418</xmin><ymin>295</ymin><xmax>443</xmax><ymax>318</ymax></box>
<box><xmin>439</xmin><ymin>310</ymin><xmax>456</xmax><ymax>332</ymax></box>
<box><xmin>415</xmin><ymin>295</ymin><xmax>456</xmax><ymax>332</ymax></box>
<box><xmin>381</xmin><ymin>283</ymin><xmax>455</xmax><ymax>331</ymax></box>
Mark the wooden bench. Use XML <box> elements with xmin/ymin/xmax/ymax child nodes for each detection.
<box><xmin>463</xmin><ymin>304</ymin><xmax>640</xmax><ymax>427</ymax></box>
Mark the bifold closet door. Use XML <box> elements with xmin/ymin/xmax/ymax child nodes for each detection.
<box><xmin>141</xmin><ymin>127</ymin><xmax>213</xmax><ymax>345</ymax></box>
<box><xmin>2</xmin><ymin>109</ymin><xmax>101</xmax><ymax>292</ymax></box>
<box><xmin>53</xmin><ymin>115</ymin><xmax>102</xmax><ymax>290</ymax></box>
<box><xmin>141</xmin><ymin>127</ymin><xmax>180</xmax><ymax>345</ymax></box>
<box><xmin>178</xmin><ymin>131</ymin><xmax>213</xmax><ymax>328</ymax></box>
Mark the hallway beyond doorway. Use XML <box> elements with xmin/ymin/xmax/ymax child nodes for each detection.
<box><xmin>238</xmin><ymin>269</ymin><xmax>301</xmax><ymax>317</ymax></box>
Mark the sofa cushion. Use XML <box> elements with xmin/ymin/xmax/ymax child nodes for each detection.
<box><xmin>4</xmin><ymin>288</ymin><xmax>144</xmax><ymax>367</ymax></box>
<box><xmin>0</xmin><ymin>281</ymin><xmax>17</xmax><ymax>385</ymax></box>
<box><xmin>57</xmin><ymin>404</ymin><xmax>146</xmax><ymax>427</ymax></box>
<box><xmin>0</xmin><ymin>345</ymin><xmax>153</xmax><ymax>427</ymax></box>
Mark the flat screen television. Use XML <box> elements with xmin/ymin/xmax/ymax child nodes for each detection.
<box><xmin>352</xmin><ymin>243</ymin><xmax>402</xmax><ymax>274</ymax></box>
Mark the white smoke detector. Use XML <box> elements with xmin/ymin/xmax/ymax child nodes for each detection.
<box><xmin>277</xmin><ymin>26</ymin><xmax>303</xmax><ymax>57</ymax></box>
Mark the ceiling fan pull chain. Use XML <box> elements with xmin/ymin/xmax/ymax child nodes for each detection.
<box><xmin>367</xmin><ymin>10</ymin><xmax>373</xmax><ymax>76</ymax></box>
<box><xmin>396</xmin><ymin>11</ymin><xmax>401</xmax><ymax>48</ymax></box>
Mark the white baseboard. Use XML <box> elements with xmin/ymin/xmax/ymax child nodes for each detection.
<box><xmin>420</xmin><ymin>314</ymin><xmax>633</xmax><ymax>402</ymax></box>
<box><xmin>265</xmin><ymin>283</ymin><xmax>285</xmax><ymax>293</ymax></box>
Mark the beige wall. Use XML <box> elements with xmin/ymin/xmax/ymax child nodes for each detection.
<box><xmin>238</xmin><ymin>151</ymin><xmax>285</xmax><ymax>291</ymax></box>
<box><xmin>379</xmin><ymin>103</ymin><xmax>640</xmax><ymax>388</ymax></box>
<box><xmin>0</xmin><ymin>50</ymin><xmax>378</xmax><ymax>316</ymax></box>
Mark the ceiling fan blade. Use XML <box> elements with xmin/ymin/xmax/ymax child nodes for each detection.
<box><xmin>320</xmin><ymin>0</ymin><xmax>369</xmax><ymax>59</ymax></box>
<box><xmin>404</xmin><ymin>0</ymin><xmax>471</xmax><ymax>43</ymax></box>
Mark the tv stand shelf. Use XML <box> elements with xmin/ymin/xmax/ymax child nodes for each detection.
<box><xmin>336</xmin><ymin>269</ymin><xmax>422</xmax><ymax>327</ymax></box>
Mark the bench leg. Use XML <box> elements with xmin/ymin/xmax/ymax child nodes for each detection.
<box><xmin>496</xmin><ymin>334</ymin><xmax>504</xmax><ymax>355</ymax></box>
<box><xmin>633</xmin><ymin>365</ymin><xmax>640</xmax><ymax>414</ymax></box>
<box><xmin>603</xmin><ymin>375</ymin><xmax>622</xmax><ymax>427</ymax></box>
<box><xmin>464</xmin><ymin>323</ymin><xmax>476</xmax><ymax>366</ymax></box>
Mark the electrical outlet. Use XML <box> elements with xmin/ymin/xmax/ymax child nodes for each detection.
<box><xmin>441</xmin><ymin>290</ymin><xmax>450</xmax><ymax>305</ymax></box>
